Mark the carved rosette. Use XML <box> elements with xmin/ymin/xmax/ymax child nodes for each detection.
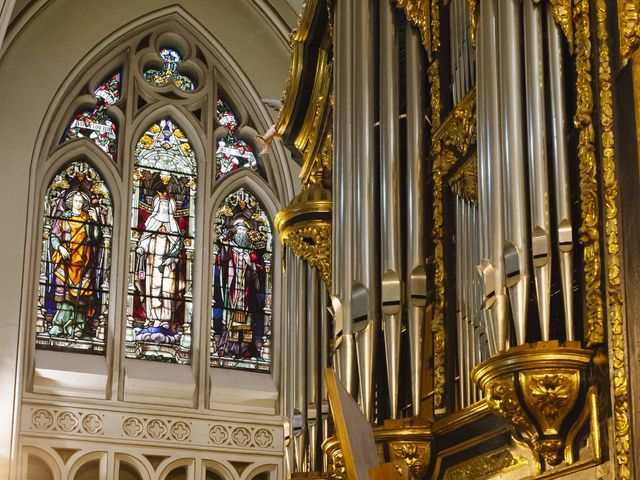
<box><xmin>472</xmin><ymin>341</ymin><xmax>592</xmax><ymax>466</ymax></box>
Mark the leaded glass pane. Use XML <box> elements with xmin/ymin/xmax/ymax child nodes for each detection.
<box><xmin>211</xmin><ymin>188</ymin><xmax>272</xmax><ymax>372</ymax></box>
<box><xmin>126</xmin><ymin>119</ymin><xmax>196</xmax><ymax>364</ymax></box>
<box><xmin>62</xmin><ymin>72</ymin><xmax>121</xmax><ymax>159</ymax></box>
<box><xmin>215</xmin><ymin>99</ymin><xmax>258</xmax><ymax>181</ymax></box>
<box><xmin>144</xmin><ymin>48</ymin><xmax>195</xmax><ymax>93</ymax></box>
<box><xmin>36</xmin><ymin>161</ymin><xmax>113</xmax><ymax>354</ymax></box>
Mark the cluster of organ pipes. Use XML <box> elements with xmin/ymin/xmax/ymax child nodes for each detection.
<box><xmin>470</xmin><ymin>0</ymin><xmax>574</xmax><ymax>364</ymax></box>
<box><xmin>449</xmin><ymin>0</ymin><xmax>475</xmax><ymax>105</ymax></box>
<box><xmin>283</xmin><ymin>252</ymin><xmax>331</xmax><ymax>474</ymax></box>
<box><xmin>455</xmin><ymin>196</ymin><xmax>487</xmax><ymax>409</ymax></box>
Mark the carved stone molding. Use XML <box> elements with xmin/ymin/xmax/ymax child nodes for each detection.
<box><xmin>22</xmin><ymin>402</ymin><xmax>282</xmax><ymax>454</ymax></box>
<box><xmin>30</xmin><ymin>408</ymin><xmax>104</xmax><ymax>436</ymax></box>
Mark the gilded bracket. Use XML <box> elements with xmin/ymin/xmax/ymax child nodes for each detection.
<box><xmin>618</xmin><ymin>0</ymin><xmax>640</xmax><ymax>64</ymax></box>
<box><xmin>472</xmin><ymin>341</ymin><xmax>594</xmax><ymax>467</ymax></box>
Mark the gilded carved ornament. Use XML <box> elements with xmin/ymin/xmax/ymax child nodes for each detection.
<box><xmin>472</xmin><ymin>341</ymin><xmax>593</xmax><ymax>467</ymax></box>
<box><xmin>442</xmin><ymin>447</ymin><xmax>528</xmax><ymax>480</ymax></box>
<box><xmin>449</xmin><ymin>154</ymin><xmax>477</xmax><ymax>204</ymax></box>
<box><xmin>597</xmin><ymin>0</ymin><xmax>632</xmax><ymax>478</ymax></box>
<box><xmin>431</xmin><ymin>89</ymin><xmax>476</xmax><ymax>411</ymax></box>
<box><xmin>618</xmin><ymin>0</ymin><xmax>640</xmax><ymax>63</ymax></box>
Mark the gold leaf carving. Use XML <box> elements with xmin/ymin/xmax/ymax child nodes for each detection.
<box><xmin>394</xmin><ymin>0</ymin><xmax>432</xmax><ymax>55</ymax></box>
<box><xmin>597</xmin><ymin>0</ymin><xmax>632</xmax><ymax>477</ymax></box>
<box><xmin>428</xmin><ymin>60</ymin><xmax>442</xmax><ymax>130</ymax></box>
<box><xmin>549</xmin><ymin>0</ymin><xmax>574</xmax><ymax>51</ymax></box>
<box><xmin>389</xmin><ymin>442</ymin><xmax>430</xmax><ymax>479</ymax></box>
<box><xmin>449</xmin><ymin>154</ymin><xmax>477</xmax><ymax>204</ymax></box>
<box><xmin>573</xmin><ymin>0</ymin><xmax>604</xmax><ymax>346</ymax></box>
<box><xmin>618</xmin><ymin>0</ymin><xmax>640</xmax><ymax>63</ymax></box>
<box><xmin>431</xmin><ymin>89</ymin><xmax>476</xmax><ymax>411</ymax></box>
<box><xmin>442</xmin><ymin>446</ymin><xmax>527</xmax><ymax>480</ymax></box>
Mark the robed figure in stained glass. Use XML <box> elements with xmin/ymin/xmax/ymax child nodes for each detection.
<box><xmin>37</xmin><ymin>162</ymin><xmax>112</xmax><ymax>354</ymax></box>
<box><xmin>48</xmin><ymin>191</ymin><xmax>102</xmax><ymax>338</ymax></box>
<box><xmin>134</xmin><ymin>192</ymin><xmax>185</xmax><ymax>344</ymax></box>
<box><xmin>212</xmin><ymin>189</ymin><xmax>272</xmax><ymax>370</ymax></box>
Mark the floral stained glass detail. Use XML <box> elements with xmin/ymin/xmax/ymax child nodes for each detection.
<box><xmin>215</xmin><ymin>99</ymin><xmax>258</xmax><ymax>180</ymax></box>
<box><xmin>126</xmin><ymin>119</ymin><xmax>196</xmax><ymax>364</ymax></box>
<box><xmin>211</xmin><ymin>188</ymin><xmax>272</xmax><ymax>372</ymax></box>
<box><xmin>144</xmin><ymin>49</ymin><xmax>195</xmax><ymax>93</ymax></box>
<box><xmin>62</xmin><ymin>72</ymin><xmax>121</xmax><ymax>159</ymax></box>
<box><xmin>36</xmin><ymin>161</ymin><xmax>113</xmax><ymax>354</ymax></box>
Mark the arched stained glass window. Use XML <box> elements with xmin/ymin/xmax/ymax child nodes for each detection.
<box><xmin>211</xmin><ymin>188</ymin><xmax>272</xmax><ymax>372</ymax></box>
<box><xmin>144</xmin><ymin>48</ymin><xmax>195</xmax><ymax>93</ymax></box>
<box><xmin>126</xmin><ymin>119</ymin><xmax>196</xmax><ymax>364</ymax></box>
<box><xmin>215</xmin><ymin>99</ymin><xmax>258</xmax><ymax>180</ymax></box>
<box><xmin>36</xmin><ymin>161</ymin><xmax>113</xmax><ymax>354</ymax></box>
<box><xmin>62</xmin><ymin>72</ymin><xmax>121</xmax><ymax>159</ymax></box>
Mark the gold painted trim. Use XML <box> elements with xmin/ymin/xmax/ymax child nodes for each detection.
<box><xmin>394</xmin><ymin>0</ymin><xmax>432</xmax><ymax>56</ymax></box>
<box><xmin>428</xmin><ymin>60</ymin><xmax>442</xmax><ymax>130</ymax></box>
<box><xmin>277</xmin><ymin>0</ymin><xmax>319</xmax><ymax>138</ymax></box>
<box><xmin>634</xmin><ymin>52</ymin><xmax>640</xmax><ymax>162</ymax></box>
<box><xmin>573</xmin><ymin>0</ymin><xmax>604</xmax><ymax>346</ymax></box>
<box><xmin>441</xmin><ymin>446</ymin><xmax>528</xmax><ymax>480</ymax></box>
<box><xmin>618</xmin><ymin>0</ymin><xmax>640</xmax><ymax>64</ymax></box>
<box><xmin>597</xmin><ymin>1</ymin><xmax>633</xmax><ymax>477</ymax></box>
<box><xmin>549</xmin><ymin>0</ymin><xmax>574</xmax><ymax>52</ymax></box>
<box><xmin>431</xmin><ymin>88</ymin><xmax>476</xmax><ymax>412</ymax></box>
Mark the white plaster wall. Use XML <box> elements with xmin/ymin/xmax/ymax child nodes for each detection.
<box><xmin>0</xmin><ymin>1</ymin><xmax>299</xmax><ymax>478</ymax></box>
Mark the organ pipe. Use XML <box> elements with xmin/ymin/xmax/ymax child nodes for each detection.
<box><xmin>380</xmin><ymin>0</ymin><xmax>403</xmax><ymax>420</ymax></box>
<box><xmin>524</xmin><ymin>0</ymin><xmax>552</xmax><ymax>341</ymax></box>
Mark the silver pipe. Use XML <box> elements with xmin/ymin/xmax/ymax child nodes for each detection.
<box><xmin>498</xmin><ymin>0</ymin><xmax>529</xmax><ymax>346</ymax></box>
<box><xmin>456</xmin><ymin>197</ymin><xmax>465</xmax><ymax>408</ymax></box>
<box><xmin>333</xmin><ymin>0</ymin><xmax>357</xmax><ymax>395</ymax></box>
<box><xmin>467</xmin><ymin>202</ymin><xmax>477</xmax><ymax>406</ymax></box>
<box><xmin>477</xmin><ymin>0</ymin><xmax>506</xmax><ymax>353</ymax></box>
<box><xmin>320</xmin><ymin>287</ymin><xmax>330</xmax><ymax>471</ymax></box>
<box><xmin>294</xmin><ymin>259</ymin><xmax>308</xmax><ymax>472</ymax></box>
<box><xmin>284</xmin><ymin>249</ymin><xmax>295</xmax><ymax>476</ymax></box>
<box><xmin>450</xmin><ymin>0</ymin><xmax>459</xmax><ymax>103</ymax></box>
<box><xmin>380</xmin><ymin>0</ymin><xmax>402</xmax><ymax>420</ymax></box>
<box><xmin>406</xmin><ymin>21</ymin><xmax>426</xmax><ymax>417</ymax></box>
<box><xmin>352</xmin><ymin>0</ymin><xmax>378</xmax><ymax>422</ymax></box>
<box><xmin>306</xmin><ymin>266</ymin><xmax>319</xmax><ymax>471</ymax></box>
<box><xmin>546</xmin><ymin>6</ymin><xmax>574</xmax><ymax>341</ymax></box>
<box><xmin>524</xmin><ymin>0</ymin><xmax>551</xmax><ymax>341</ymax></box>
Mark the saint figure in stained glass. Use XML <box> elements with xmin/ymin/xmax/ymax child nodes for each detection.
<box><xmin>144</xmin><ymin>48</ymin><xmax>195</xmax><ymax>93</ymax></box>
<box><xmin>37</xmin><ymin>162</ymin><xmax>112</xmax><ymax>354</ymax></box>
<box><xmin>126</xmin><ymin>119</ymin><xmax>196</xmax><ymax>364</ymax></box>
<box><xmin>211</xmin><ymin>188</ymin><xmax>272</xmax><ymax>371</ymax></box>
<box><xmin>215</xmin><ymin>99</ymin><xmax>258</xmax><ymax>181</ymax></box>
<box><xmin>62</xmin><ymin>72</ymin><xmax>121</xmax><ymax>159</ymax></box>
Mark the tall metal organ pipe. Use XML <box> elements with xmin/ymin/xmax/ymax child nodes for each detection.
<box><xmin>498</xmin><ymin>0</ymin><xmax>529</xmax><ymax>346</ymax></box>
<box><xmin>546</xmin><ymin>6</ymin><xmax>574</xmax><ymax>341</ymax></box>
<box><xmin>332</xmin><ymin>0</ymin><xmax>357</xmax><ymax>395</ymax></box>
<box><xmin>524</xmin><ymin>0</ymin><xmax>552</xmax><ymax>341</ymax></box>
<box><xmin>294</xmin><ymin>259</ymin><xmax>308</xmax><ymax>472</ymax></box>
<box><xmin>306</xmin><ymin>265</ymin><xmax>319</xmax><ymax>471</ymax></box>
<box><xmin>406</xmin><ymin>20</ymin><xmax>426</xmax><ymax>417</ymax></box>
<box><xmin>283</xmin><ymin>248</ymin><xmax>295</xmax><ymax>476</ymax></box>
<box><xmin>353</xmin><ymin>0</ymin><xmax>378</xmax><ymax>422</ymax></box>
<box><xmin>379</xmin><ymin>0</ymin><xmax>403</xmax><ymax>420</ymax></box>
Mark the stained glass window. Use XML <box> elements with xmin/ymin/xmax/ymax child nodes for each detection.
<box><xmin>36</xmin><ymin>161</ymin><xmax>113</xmax><ymax>354</ymax></box>
<box><xmin>215</xmin><ymin>99</ymin><xmax>258</xmax><ymax>180</ymax></box>
<box><xmin>144</xmin><ymin>49</ymin><xmax>195</xmax><ymax>93</ymax></box>
<box><xmin>211</xmin><ymin>188</ymin><xmax>272</xmax><ymax>372</ymax></box>
<box><xmin>126</xmin><ymin>119</ymin><xmax>196</xmax><ymax>364</ymax></box>
<box><xmin>62</xmin><ymin>72</ymin><xmax>121</xmax><ymax>159</ymax></box>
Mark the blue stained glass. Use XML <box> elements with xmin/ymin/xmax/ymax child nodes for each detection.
<box><xmin>211</xmin><ymin>188</ymin><xmax>272</xmax><ymax>372</ymax></box>
<box><xmin>36</xmin><ymin>161</ymin><xmax>113</xmax><ymax>354</ymax></box>
<box><xmin>62</xmin><ymin>72</ymin><xmax>121</xmax><ymax>159</ymax></box>
<box><xmin>144</xmin><ymin>48</ymin><xmax>195</xmax><ymax>93</ymax></box>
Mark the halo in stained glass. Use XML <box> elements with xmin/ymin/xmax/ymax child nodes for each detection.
<box><xmin>36</xmin><ymin>161</ymin><xmax>113</xmax><ymax>354</ymax></box>
<box><xmin>126</xmin><ymin>118</ymin><xmax>196</xmax><ymax>364</ymax></box>
<box><xmin>144</xmin><ymin>48</ymin><xmax>195</xmax><ymax>93</ymax></box>
<box><xmin>215</xmin><ymin>99</ymin><xmax>258</xmax><ymax>181</ymax></box>
<box><xmin>211</xmin><ymin>188</ymin><xmax>272</xmax><ymax>372</ymax></box>
<box><xmin>62</xmin><ymin>72</ymin><xmax>121</xmax><ymax>159</ymax></box>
